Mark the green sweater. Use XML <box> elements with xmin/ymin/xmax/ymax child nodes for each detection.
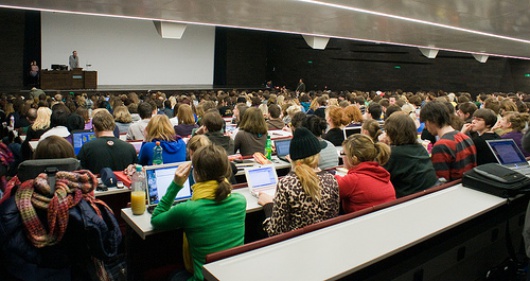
<box><xmin>151</xmin><ymin>182</ymin><xmax>247</xmax><ymax>281</ymax></box>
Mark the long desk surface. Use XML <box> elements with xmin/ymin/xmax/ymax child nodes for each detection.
<box><xmin>202</xmin><ymin>184</ymin><xmax>507</xmax><ymax>281</ymax></box>
<box><xmin>121</xmin><ymin>187</ymin><xmax>261</xmax><ymax>240</ymax></box>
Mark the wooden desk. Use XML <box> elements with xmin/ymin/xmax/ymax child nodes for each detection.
<box><xmin>202</xmin><ymin>184</ymin><xmax>507</xmax><ymax>281</ymax></box>
<box><xmin>40</xmin><ymin>70</ymin><xmax>97</xmax><ymax>89</ymax></box>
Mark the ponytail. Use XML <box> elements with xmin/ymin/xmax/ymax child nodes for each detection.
<box><xmin>374</xmin><ymin>142</ymin><xmax>391</xmax><ymax>165</ymax></box>
<box><xmin>292</xmin><ymin>155</ymin><xmax>321</xmax><ymax>202</ymax></box>
<box><xmin>215</xmin><ymin>177</ymin><xmax>232</xmax><ymax>203</ymax></box>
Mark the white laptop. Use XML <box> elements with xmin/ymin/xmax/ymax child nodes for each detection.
<box><xmin>145</xmin><ymin>162</ymin><xmax>192</xmax><ymax>206</ymax></box>
<box><xmin>486</xmin><ymin>139</ymin><xmax>530</xmax><ymax>175</ymax></box>
<box><xmin>244</xmin><ymin>165</ymin><xmax>279</xmax><ymax>197</ymax></box>
<box><xmin>343</xmin><ymin>126</ymin><xmax>361</xmax><ymax>140</ymax></box>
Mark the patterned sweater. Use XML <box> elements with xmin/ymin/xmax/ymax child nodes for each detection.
<box><xmin>431</xmin><ymin>131</ymin><xmax>477</xmax><ymax>181</ymax></box>
<box><xmin>263</xmin><ymin>171</ymin><xmax>339</xmax><ymax>236</ymax></box>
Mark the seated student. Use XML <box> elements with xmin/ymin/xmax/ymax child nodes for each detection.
<box><xmin>78</xmin><ymin>110</ymin><xmax>138</xmax><ymax>173</ymax></box>
<box><xmin>495</xmin><ymin>111</ymin><xmax>530</xmax><ymax>157</ymax></box>
<box><xmin>187</xmin><ymin>135</ymin><xmax>237</xmax><ymax>186</ymax></box>
<box><xmin>335</xmin><ymin>134</ymin><xmax>396</xmax><ymax>213</ymax></box>
<box><xmin>382</xmin><ymin>112</ymin><xmax>439</xmax><ymax>198</ymax></box>
<box><xmin>420</xmin><ymin>101</ymin><xmax>477</xmax><ymax>181</ymax></box>
<box><xmin>174</xmin><ymin>104</ymin><xmax>199</xmax><ymax>138</ymax></box>
<box><xmin>301</xmin><ymin>115</ymin><xmax>339</xmax><ymax>170</ymax></box>
<box><xmin>266</xmin><ymin>104</ymin><xmax>285</xmax><ymax>130</ymax></box>
<box><xmin>33</xmin><ymin>135</ymin><xmax>77</xmax><ymax>160</ymax></box>
<box><xmin>151</xmin><ymin>145</ymin><xmax>246</xmax><ymax>281</ymax></box>
<box><xmin>460</xmin><ymin>108</ymin><xmax>500</xmax><ymax>165</ymax></box>
<box><xmin>138</xmin><ymin>114</ymin><xmax>186</xmax><ymax>166</ymax></box>
<box><xmin>233</xmin><ymin>107</ymin><xmax>268</xmax><ymax>156</ymax></box>
<box><xmin>39</xmin><ymin>104</ymin><xmax>71</xmax><ymax>142</ymax></box>
<box><xmin>21</xmin><ymin>107</ymin><xmax>52</xmax><ymax>160</ymax></box>
<box><xmin>127</xmin><ymin>102</ymin><xmax>154</xmax><ymax>141</ymax></box>
<box><xmin>258</xmin><ymin>127</ymin><xmax>339</xmax><ymax>236</ymax></box>
<box><xmin>323</xmin><ymin>106</ymin><xmax>345</xmax><ymax>146</ymax></box>
<box><xmin>0</xmin><ymin>137</ymin><xmax>121</xmax><ymax>280</ymax></box>
<box><xmin>195</xmin><ymin>110</ymin><xmax>234</xmax><ymax>155</ymax></box>
<box><xmin>361</xmin><ymin>119</ymin><xmax>384</xmax><ymax>143</ymax></box>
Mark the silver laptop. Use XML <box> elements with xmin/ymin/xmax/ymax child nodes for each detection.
<box><xmin>343</xmin><ymin>126</ymin><xmax>361</xmax><ymax>140</ymax></box>
<box><xmin>486</xmin><ymin>139</ymin><xmax>530</xmax><ymax>175</ymax></box>
<box><xmin>274</xmin><ymin>139</ymin><xmax>291</xmax><ymax>162</ymax></box>
<box><xmin>145</xmin><ymin>161</ymin><xmax>192</xmax><ymax>206</ymax></box>
<box><xmin>244</xmin><ymin>165</ymin><xmax>279</xmax><ymax>197</ymax></box>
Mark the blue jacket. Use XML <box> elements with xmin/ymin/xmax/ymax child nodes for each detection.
<box><xmin>138</xmin><ymin>139</ymin><xmax>187</xmax><ymax>165</ymax></box>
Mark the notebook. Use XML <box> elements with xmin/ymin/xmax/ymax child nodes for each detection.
<box><xmin>343</xmin><ymin>126</ymin><xmax>361</xmax><ymax>140</ymax></box>
<box><xmin>145</xmin><ymin>162</ymin><xmax>192</xmax><ymax>206</ymax></box>
<box><xmin>72</xmin><ymin>130</ymin><xmax>96</xmax><ymax>155</ymax></box>
<box><xmin>244</xmin><ymin>165</ymin><xmax>278</xmax><ymax>197</ymax></box>
<box><xmin>486</xmin><ymin>139</ymin><xmax>530</xmax><ymax>175</ymax></box>
<box><xmin>274</xmin><ymin>139</ymin><xmax>291</xmax><ymax>162</ymax></box>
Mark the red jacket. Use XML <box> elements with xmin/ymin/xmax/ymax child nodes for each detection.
<box><xmin>335</xmin><ymin>161</ymin><xmax>396</xmax><ymax>213</ymax></box>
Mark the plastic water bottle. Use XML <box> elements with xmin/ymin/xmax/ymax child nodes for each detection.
<box><xmin>265</xmin><ymin>135</ymin><xmax>272</xmax><ymax>160</ymax></box>
<box><xmin>153</xmin><ymin>141</ymin><xmax>163</xmax><ymax>165</ymax></box>
<box><xmin>130</xmin><ymin>165</ymin><xmax>146</xmax><ymax>215</ymax></box>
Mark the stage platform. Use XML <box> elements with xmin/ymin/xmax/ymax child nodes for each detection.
<box><xmin>17</xmin><ymin>85</ymin><xmax>266</xmax><ymax>95</ymax></box>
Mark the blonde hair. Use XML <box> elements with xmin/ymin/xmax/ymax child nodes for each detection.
<box><xmin>343</xmin><ymin>134</ymin><xmax>390</xmax><ymax>165</ymax></box>
<box><xmin>32</xmin><ymin>107</ymin><xmax>52</xmax><ymax>131</ymax></box>
<box><xmin>292</xmin><ymin>154</ymin><xmax>321</xmax><ymax>201</ymax></box>
<box><xmin>145</xmin><ymin>115</ymin><xmax>176</xmax><ymax>142</ymax></box>
<box><xmin>187</xmin><ymin>135</ymin><xmax>211</xmax><ymax>154</ymax></box>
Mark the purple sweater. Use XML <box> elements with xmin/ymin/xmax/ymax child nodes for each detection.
<box><xmin>502</xmin><ymin>131</ymin><xmax>530</xmax><ymax>157</ymax></box>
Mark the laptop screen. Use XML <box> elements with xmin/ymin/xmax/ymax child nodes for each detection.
<box><xmin>72</xmin><ymin>130</ymin><xmax>96</xmax><ymax>155</ymax></box>
<box><xmin>246</xmin><ymin>166</ymin><xmax>278</xmax><ymax>190</ymax></box>
<box><xmin>487</xmin><ymin>139</ymin><xmax>527</xmax><ymax>165</ymax></box>
<box><xmin>146</xmin><ymin>163</ymin><xmax>192</xmax><ymax>205</ymax></box>
<box><xmin>275</xmin><ymin>139</ymin><xmax>291</xmax><ymax>157</ymax></box>
<box><xmin>343</xmin><ymin>127</ymin><xmax>361</xmax><ymax>140</ymax></box>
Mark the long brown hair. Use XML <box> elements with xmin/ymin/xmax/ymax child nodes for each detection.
<box><xmin>343</xmin><ymin>134</ymin><xmax>390</xmax><ymax>165</ymax></box>
<box><xmin>238</xmin><ymin>107</ymin><xmax>268</xmax><ymax>135</ymax></box>
<box><xmin>192</xmin><ymin>144</ymin><xmax>232</xmax><ymax>202</ymax></box>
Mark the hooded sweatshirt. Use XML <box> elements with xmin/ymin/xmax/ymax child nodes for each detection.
<box><xmin>138</xmin><ymin>139</ymin><xmax>186</xmax><ymax>165</ymax></box>
<box><xmin>335</xmin><ymin>161</ymin><xmax>396</xmax><ymax>213</ymax></box>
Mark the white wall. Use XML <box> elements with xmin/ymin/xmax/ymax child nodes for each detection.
<box><xmin>41</xmin><ymin>12</ymin><xmax>215</xmax><ymax>86</ymax></box>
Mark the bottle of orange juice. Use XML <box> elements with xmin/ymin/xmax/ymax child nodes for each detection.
<box><xmin>130</xmin><ymin>165</ymin><xmax>146</xmax><ymax>215</ymax></box>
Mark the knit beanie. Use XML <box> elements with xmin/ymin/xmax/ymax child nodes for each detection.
<box><xmin>290</xmin><ymin>127</ymin><xmax>321</xmax><ymax>160</ymax></box>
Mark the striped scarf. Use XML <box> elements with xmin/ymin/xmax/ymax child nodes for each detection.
<box><xmin>15</xmin><ymin>170</ymin><xmax>110</xmax><ymax>248</ymax></box>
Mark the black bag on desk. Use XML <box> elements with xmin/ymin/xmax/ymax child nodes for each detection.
<box><xmin>462</xmin><ymin>163</ymin><xmax>530</xmax><ymax>198</ymax></box>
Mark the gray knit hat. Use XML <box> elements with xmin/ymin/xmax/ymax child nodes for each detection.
<box><xmin>290</xmin><ymin>127</ymin><xmax>322</xmax><ymax>160</ymax></box>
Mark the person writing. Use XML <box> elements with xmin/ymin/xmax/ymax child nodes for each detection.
<box><xmin>69</xmin><ymin>50</ymin><xmax>79</xmax><ymax>69</ymax></box>
<box><xmin>151</xmin><ymin>144</ymin><xmax>246</xmax><ymax>281</ymax></box>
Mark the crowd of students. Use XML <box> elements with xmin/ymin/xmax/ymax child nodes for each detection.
<box><xmin>2</xmin><ymin>88</ymin><xmax>530</xmax><ymax>280</ymax></box>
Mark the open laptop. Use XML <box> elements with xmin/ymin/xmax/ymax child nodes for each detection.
<box><xmin>72</xmin><ymin>130</ymin><xmax>96</xmax><ymax>155</ymax></box>
<box><xmin>343</xmin><ymin>126</ymin><xmax>362</xmax><ymax>140</ymax></box>
<box><xmin>244</xmin><ymin>165</ymin><xmax>278</xmax><ymax>197</ymax></box>
<box><xmin>486</xmin><ymin>139</ymin><xmax>530</xmax><ymax>175</ymax></box>
<box><xmin>145</xmin><ymin>162</ymin><xmax>192</xmax><ymax>206</ymax></box>
<box><xmin>274</xmin><ymin>139</ymin><xmax>291</xmax><ymax>162</ymax></box>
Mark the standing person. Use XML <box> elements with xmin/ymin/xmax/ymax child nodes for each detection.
<box><xmin>335</xmin><ymin>134</ymin><xmax>396</xmax><ymax>213</ymax></box>
<box><xmin>382</xmin><ymin>112</ymin><xmax>439</xmax><ymax>197</ymax></box>
<box><xmin>29</xmin><ymin>60</ymin><xmax>39</xmax><ymax>86</ymax></box>
<box><xmin>258</xmin><ymin>127</ymin><xmax>339</xmax><ymax>236</ymax></box>
<box><xmin>69</xmin><ymin>50</ymin><xmax>79</xmax><ymax>69</ymax></box>
<box><xmin>138</xmin><ymin>115</ymin><xmax>186</xmax><ymax>166</ymax></box>
<box><xmin>419</xmin><ymin>101</ymin><xmax>477</xmax><ymax>181</ymax></box>
<box><xmin>233</xmin><ymin>107</ymin><xmax>268</xmax><ymax>156</ymax></box>
<box><xmin>77</xmin><ymin>110</ymin><xmax>137</xmax><ymax>173</ymax></box>
<box><xmin>295</xmin><ymin>78</ymin><xmax>306</xmax><ymax>94</ymax></box>
<box><xmin>151</xmin><ymin>145</ymin><xmax>246</xmax><ymax>281</ymax></box>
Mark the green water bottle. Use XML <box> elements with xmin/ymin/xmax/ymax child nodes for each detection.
<box><xmin>265</xmin><ymin>135</ymin><xmax>272</xmax><ymax>160</ymax></box>
<box><xmin>153</xmin><ymin>141</ymin><xmax>163</xmax><ymax>165</ymax></box>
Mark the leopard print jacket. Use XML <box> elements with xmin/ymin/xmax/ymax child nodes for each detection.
<box><xmin>263</xmin><ymin>171</ymin><xmax>339</xmax><ymax>236</ymax></box>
